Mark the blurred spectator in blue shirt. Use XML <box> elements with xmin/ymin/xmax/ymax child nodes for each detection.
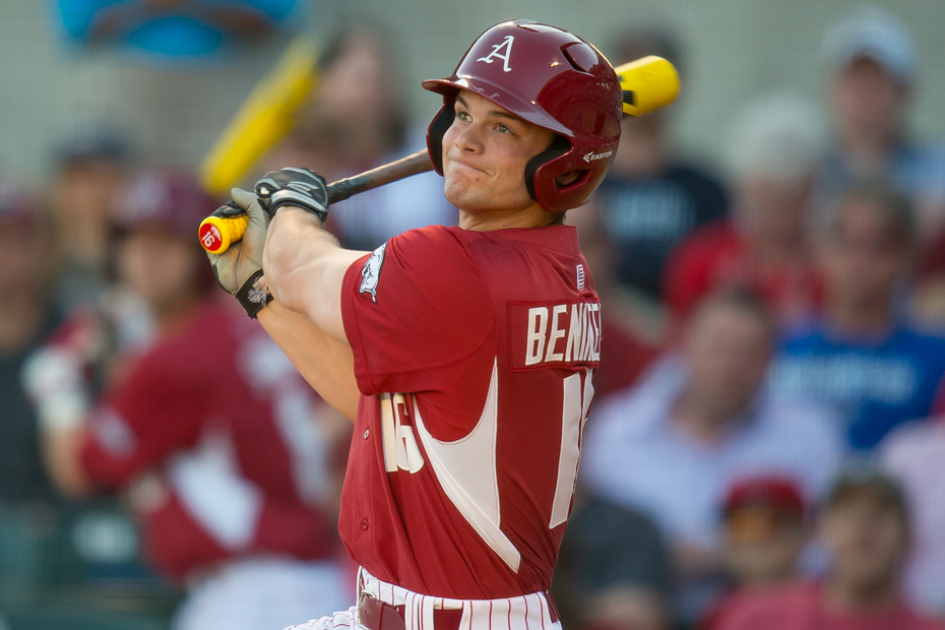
<box><xmin>591</xmin><ymin>26</ymin><xmax>728</xmax><ymax>303</ymax></box>
<box><xmin>817</xmin><ymin>7</ymin><xmax>945</xmax><ymax>246</ymax></box>
<box><xmin>582</xmin><ymin>288</ymin><xmax>842</xmax><ymax>624</ymax></box>
<box><xmin>770</xmin><ymin>180</ymin><xmax>945</xmax><ymax>451</ymax></box>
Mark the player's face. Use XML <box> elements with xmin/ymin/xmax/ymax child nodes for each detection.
<box><xmin>442</xmin><ymin>91</ymin><xmax>554</xmax><ymax>216</ymax></box>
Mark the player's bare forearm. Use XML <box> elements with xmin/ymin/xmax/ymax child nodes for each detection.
<box><xmin>257</xmin><ymin>300</ymin><xmax>360</xmax><ymax>421</ymax></box>
<box><xmin>262</xmin><ymin>206</ymin><xmax>366</xmax><ymax>343</ymax></box>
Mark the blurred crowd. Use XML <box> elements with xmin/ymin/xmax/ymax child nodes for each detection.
<box><xmin>3</xmin><ymin>6</ymin><xmax>945</xmax><ymax>630</ymax></box>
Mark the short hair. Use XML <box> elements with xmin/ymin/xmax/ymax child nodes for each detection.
<box><xmin>824</xmin><ymin>178</ymin><xmax>914</xmax><ymax>245</ymax></box>
<box><xmin>688</xmin><ymin>286</ymin><xmax>775</xmax><ymax>336</ymax></box>
<box><xmin>824</xmin><ymin>466</ymin><xmax>909</xmax><ymax>525</ymax></box>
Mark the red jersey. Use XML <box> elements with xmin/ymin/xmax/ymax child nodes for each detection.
<box><xmin>80</xmin><ymin>299</ymin><xmax>337</xmax><ymax>579</ymax></box>
<box><xmin>713</xmin><ymin>582</ymin><xmax>945</xmax><ymax>630</ymax></box>
<box><xmin>339</xmin><ymin>224</ymin><xmax>601</xmax><ymax>599</ymax></box>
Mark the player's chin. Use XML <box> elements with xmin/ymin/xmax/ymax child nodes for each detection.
<box><xmin>443</xmin><ymin>176</ymin><xmax>485</xmax><ymax>208</ymax></box>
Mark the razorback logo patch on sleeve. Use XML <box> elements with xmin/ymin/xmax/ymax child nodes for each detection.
<box><xmin>359</xmin><ymin>242</ymin><xmax>387</xmax><ymax>303</ymax></box>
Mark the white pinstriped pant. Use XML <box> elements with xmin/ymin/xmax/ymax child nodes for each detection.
<box><xmin>284</xmin><ymin>567</ymin><xmax>563</xmax><ymax>630</ymax></box>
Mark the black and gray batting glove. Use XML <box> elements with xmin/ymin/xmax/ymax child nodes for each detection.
<box><xmin>255</xmin><ymin>167</ymin><xmax>329</xmax><ymax>224</ymax></box>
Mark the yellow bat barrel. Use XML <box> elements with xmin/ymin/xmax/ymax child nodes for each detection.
<box><xmin>614</xmin><ymin>56</ymin><xmax>680</xmax><ymax>116</ymax></box>
<box><xmin>199</xmin><ymin>37</ymin><xmax>319</xmax><ymax>196</ymax></box>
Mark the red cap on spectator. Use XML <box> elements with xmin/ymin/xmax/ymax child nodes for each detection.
<box><xmin>723</xmin><ymin>476</ymin><xmax>805</xmax><ymax>519</ymax></box>
<box><xmin>112</xmin><ymin>169</ymin><xmax>218</xmax><ymax>240</ymax></box>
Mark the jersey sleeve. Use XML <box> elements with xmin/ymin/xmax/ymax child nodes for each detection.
<box><xmin>80</xmin><ymin>352</ymin><xmax>206</xmax><ymax>488</ymax></box>
<box><xmin>341</xmin><ymin>226</ymin><xmax>496</xmax><ymax>396</ymax></box>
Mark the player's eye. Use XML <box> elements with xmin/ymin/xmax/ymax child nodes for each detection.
<box><xmin>456</xmin><ymin>111</ymin><xmax>472</xmax><ymax>122</ymax></box>
<box><xmin>496</xmin><ymin>123</ymin><xmax>513</xmax><ymax>135</ymax></box>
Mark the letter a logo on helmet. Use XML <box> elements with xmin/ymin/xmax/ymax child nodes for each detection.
<box><xmin>423</xmin><ymin>20</ymin><xmax>623</xmax><ymax>213</ymax></box>
<box><xmin>476</xmin><ymin>35</ymin><xmax>514</xmax><ymax>72</ymax></box>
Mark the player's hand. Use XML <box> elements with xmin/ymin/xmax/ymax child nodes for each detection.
<box><xmin>254</xmin><ymin>167</ymin><xmax>329</xmax><ymax>224</ymax></box>
<box><xmin>206</xmin><ymin>188</ymin><xmax>273</xmax><ymax>317</ymax></box>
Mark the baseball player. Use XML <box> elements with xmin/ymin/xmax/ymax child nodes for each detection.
<box><xmin>207</xmin><ymin>19</ymin><xmax>622</xmax><ymax>630</ymax></box>
<box><xmin>25</xmin><ymin>170</ymin><xmax>350</xmax><ymax>630</ymax></box>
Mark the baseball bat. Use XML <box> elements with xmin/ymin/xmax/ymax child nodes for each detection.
<box><xmin>200</xmin><ymin>36</ymin><xmax>320</xmax><ymax>197</ymax></box>
<box><xmin>200</xmin><ymin>150</ymin><xmax>433</xmax><ymax>254</ymax></box>
<box><xmin>200</xmin><ymin>55</ymin><xmax>680</xmax><ymax>254</ymax></box>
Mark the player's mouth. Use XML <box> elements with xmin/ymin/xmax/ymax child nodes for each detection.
<box><xmin>446</xmin><ymin>156</ymin><xmax>489</xmax><ymax>177</ymax></box>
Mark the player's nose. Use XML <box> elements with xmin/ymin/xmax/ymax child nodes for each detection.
<box><xmin>453</xmin><ymin>122</ymin><xmax>484</xmax><ymax>154</ymax></box>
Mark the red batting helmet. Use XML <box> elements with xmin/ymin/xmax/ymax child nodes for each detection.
<box><xmin>422</xmin><ymin>19</ymin><xmax>623</xmax><ymax>213</ymax></box>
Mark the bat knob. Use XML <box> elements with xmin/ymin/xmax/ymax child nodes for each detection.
<box><xmin>199</xmin><ymin>215</ymin><xmax>249</xmax><ymax>254</ymax></box>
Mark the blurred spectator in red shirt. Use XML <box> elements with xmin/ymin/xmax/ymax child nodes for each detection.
<box><xmin>591</xmin><ymin>26</ymin><xmax>729</xmax><ymax>303</ymax></box>
<box><xmin>23</xmin><ymin>170</ymin><xmax>349</xmax><ymax>630</ymax></box>
<box><xmin>51</xmin><ymin>131</ymin><xmax>129</xmax><ymax>312</ymax></box>
<box><xmin>267</xmin><ymin>24</ymin><xmax>455</xmax><ymax>251</ymax></box>
<box><xmin>0</xmin><ymin>177</ymin><xmax>59</xmax><ymax>504</ymax></box>
<box><xmin>700</xmin><ymin>477</ymin><xmax>809</xmax><ymax>630</ymax></box>
<box><xmin>713</xmin><ymin>468</ymin><xmax>945</xmax><ymax>630</ymax></box>
<box><xmin>663</xmin><ymin>93</ymin><xmax>825</xmax><ymax>329</ymax></box>
<box><xmin>816</xmin><ymin>7</ymin><xmax>945</xmax><ymax>248</ymax></box>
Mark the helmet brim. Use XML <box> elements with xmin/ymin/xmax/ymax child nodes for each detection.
<box><xmin>422</xmin><ymin>77</ymin><xmax>575</xmax><ymax>139</ymax></box>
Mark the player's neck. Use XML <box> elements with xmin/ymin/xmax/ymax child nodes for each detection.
<box><xmin>459</xmin><ymin>204</ymin><xmax>560</xmax><ymax>232</ymax></box>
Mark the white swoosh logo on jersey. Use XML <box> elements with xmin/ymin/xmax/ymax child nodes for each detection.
<box><xmin>411</xmin><ymin>359</ymin><xmax>521</xmax><ymax>572</ymax></box>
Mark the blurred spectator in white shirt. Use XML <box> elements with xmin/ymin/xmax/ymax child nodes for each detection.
<box><xmin>881</xmin><ymin>420</ymin><xmax>945</xmax><ymax>617</ymax></box>
<box><xmin>581</xmin><ymin>288</ymin><xmax>843</xmax><ymax>624</ymax></box>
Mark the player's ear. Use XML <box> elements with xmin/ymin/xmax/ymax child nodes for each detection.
<box><xmin>554</xmin><ymin>170</ymin><xmax>583</xmax><ymax>189</ymax></box>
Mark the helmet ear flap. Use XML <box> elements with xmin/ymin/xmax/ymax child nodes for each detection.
<box><xmin>426</xmin><ymin>101</ymin><xmax>456</xmax><ymax>175</ymax></box>
<box><xmin>524</xmin><ymin>135</ymin><xmax>572</xmax><ymax>202</ymax></box>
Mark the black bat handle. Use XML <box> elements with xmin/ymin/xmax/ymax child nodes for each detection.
<box><xmin>327</xmin><ymin>150</ymin><xmax>434</xmax><ymax>204</ymax></box>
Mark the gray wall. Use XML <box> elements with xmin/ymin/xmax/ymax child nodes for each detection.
<box><xmin>2</xmin><ymin>0</ymin><xmax>943</xmax><ymax>181</ymax></box>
